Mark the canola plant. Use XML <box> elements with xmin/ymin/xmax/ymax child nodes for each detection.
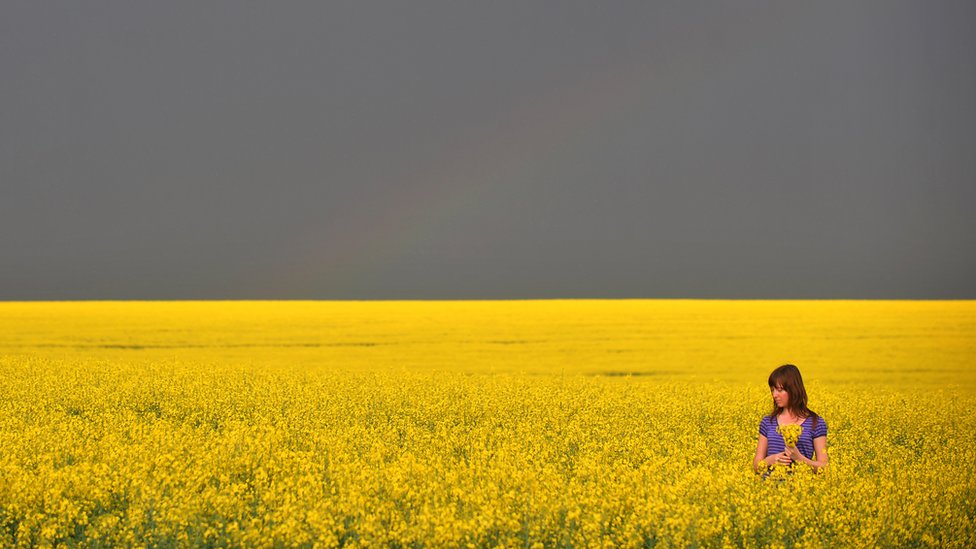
<box><xmin>0</xmin><ymin>300</ymin><xmax>973</xmax><ymax>547</ymax></box>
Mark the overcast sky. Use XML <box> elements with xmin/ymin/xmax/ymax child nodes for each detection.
<box><xmin>2</xmin><ymin>1</ymin><xmax>974</xmax><ymax>300</ymax></box>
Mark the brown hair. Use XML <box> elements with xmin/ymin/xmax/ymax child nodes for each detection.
<box><xmin>767</xmin><ymin>364</ymin><xmax>819</xmax><ymax>429</ymax></box>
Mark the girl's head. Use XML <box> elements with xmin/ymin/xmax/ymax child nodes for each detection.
<box><xmin>768</xmin><ymin>364</ymin><xmax>814</xmax><ymax>419</ymax></box>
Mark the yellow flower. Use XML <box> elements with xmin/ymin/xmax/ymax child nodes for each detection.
<box><xmin>0</xmin><ymin>300</ymin><xmax>973</xmax><ymax>547</ymax></box>
<box><xmin>777</xmin><ymin>423</ymin><xmax>803</xmax><ymax>447</ymax></box>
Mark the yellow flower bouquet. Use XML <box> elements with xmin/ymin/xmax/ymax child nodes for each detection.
<box><xmin>777</xmin><ymin>423</ymin><xmax>803</xmax><ymax>447</ymax></box>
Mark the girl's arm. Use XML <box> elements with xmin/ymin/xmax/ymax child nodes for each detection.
<box><xmin>788</xmin><ymin>436</ymin><xmax>828</xmax><ymax>471</ymax></box>
<box><xmin>754</xmin><ymin>435</ymin><xmax>792</xmax><ymax>471</ymax></box>
<box><xmin>753</xmin><ymin>435</ymin><xmax>770</xmax><ymax>472</ymax></box>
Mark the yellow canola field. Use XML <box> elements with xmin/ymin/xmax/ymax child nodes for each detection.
<box><xmin>0</xmin><ymin>300</ymin><xmax>974</xmax><ymax>547</ymax></box>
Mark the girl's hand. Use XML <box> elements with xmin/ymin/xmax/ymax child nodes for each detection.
<box><xmin>786</xmin><ymin>446</ymin><xmax>804</xmax><ymax>462</ymax></box>
<box><xmin>764</xmin><ymin>451</ymin><xmax>792</xmax><ymax>467</ymax></box>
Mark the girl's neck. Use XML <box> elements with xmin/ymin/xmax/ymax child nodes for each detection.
<box><xmin>779</xmin><ymin>409</ymin><xmax>805</xmax><ymax>421</ymax></box>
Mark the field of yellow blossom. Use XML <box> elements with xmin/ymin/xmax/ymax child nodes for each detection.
<box><xmin>1</xmin><ymin>300</ymin><xmax>974</xmax><ymax>547</ymax></box>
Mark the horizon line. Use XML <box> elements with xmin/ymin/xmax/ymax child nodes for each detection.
<box><xmin>2</xmin><ymin>297</ymin><xmax>974</xmax><ymax>304</ymax></box>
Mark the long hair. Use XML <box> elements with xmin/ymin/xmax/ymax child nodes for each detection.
<box><xmin>767</xmin><ymin>364</ymin><xmax>819</xmax><ymax>429</ymax></box>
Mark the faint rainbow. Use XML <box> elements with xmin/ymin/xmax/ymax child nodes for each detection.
<box><xmin>272</xmin><ymin>37</ymin><xmax>756</xmax><ymax>296</ymax></box>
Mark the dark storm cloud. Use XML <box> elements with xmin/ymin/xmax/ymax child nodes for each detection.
<box><xmin>2</xmin><ymin>1</ymin><xmax>974</xmax><ymax>299</ymax></box>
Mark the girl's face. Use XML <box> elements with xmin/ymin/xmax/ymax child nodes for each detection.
<box><xmin>771</xmin><ymin>385</ymin><xmax>789</xmax><ymax>408</ymax></box>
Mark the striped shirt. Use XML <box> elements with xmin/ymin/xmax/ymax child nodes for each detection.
<box><xmin>759</xmin><ymin>415</ymin><xmax>828</xmax><ymax>460</ymax></box>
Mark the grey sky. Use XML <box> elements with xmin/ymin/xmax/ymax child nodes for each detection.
<box><xmin>2</xmin><ymin>1</ymin><xmax>974</xmax><ymax>300</ymax></box>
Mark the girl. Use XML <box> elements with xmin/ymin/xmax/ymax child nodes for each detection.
<box><xmin>753</xmin><ymin>364</ymin><xmax>829</xmax><ymax>473</ymax></box>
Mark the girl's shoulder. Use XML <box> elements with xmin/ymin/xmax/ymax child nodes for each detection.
<box><xmin>805</xmin><ymin>413</ymin><xmax>828</xmax><ymax>436</ymax></box>
<box><xmin>803</xmin><ymin>412</ymin><xmax>826</xmax><ymax>424</ymax></box>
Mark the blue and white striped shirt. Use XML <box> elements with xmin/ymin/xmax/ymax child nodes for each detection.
<box><xmin>759</xmin><ymin>415</ymin><xmax>828</xmax><ymax>460</ymax></box>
